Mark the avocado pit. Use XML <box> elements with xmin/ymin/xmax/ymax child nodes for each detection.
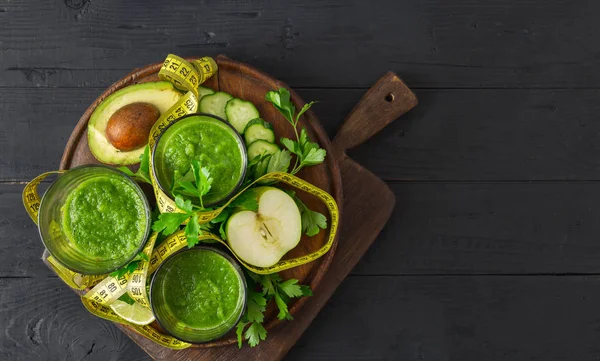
<box><xmin>106</xmin><ymin>102</ymin><xmax>160</xmax><ymax>151</ymax></box>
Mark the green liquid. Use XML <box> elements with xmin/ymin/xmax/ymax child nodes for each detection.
<box><xmin>162</xmin><ymin>249</ymin><xmax>242</xmax><ymax>329</ymax></box>
<box><xmin>61</xmin><ymin>173</ymin><xmax>146</xmax><ymax>259</ymax></box>
<box><xmin>154</xmin><ymin>115</ymin><xmax>245</xmax><ymax>205</ymax></box>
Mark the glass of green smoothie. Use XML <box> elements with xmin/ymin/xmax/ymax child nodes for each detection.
<box><xmin>152</xmin><ymin>114</ymin><xmax>247</xmax><ymax>207</ymax></box>
<box><xmin>150</xmin><ymin>247</ymin><xmax>247</xmax><ymax>343</ymax></box>
<box><xmin>38</xmin><ymin>165</ymin><xmax>151</xmax><ymax>274</ymax></box>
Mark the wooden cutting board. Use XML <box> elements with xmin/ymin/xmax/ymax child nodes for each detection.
<box><xmin>43</xmin><ymin>66</ymin><xmax>417</xmax><ymax>359</ymax></box>
<box><xmin>118</xmin><ymin>72</ymin><xmax>418</xmax><ymax>360</ymax></box>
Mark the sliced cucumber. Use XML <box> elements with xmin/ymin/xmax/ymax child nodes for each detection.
<box><xmin>243</xmin><ymin>118</ymin><xmax>272</xmax><ymax>133</ymax></box>
<box><xmin>247</xmin><ymin>140</ymin><xmax>280</xmax><ymax>161</ymax></box>
<box><xmin>225</xmin><ymin>98</ymin><xmax>260</xmax><ymax>134</ymax></box>
<box><xmin>197</xmin><ymin>86</ymin><xmax>215</xmax><ymax>100</ymax></box>
<box><xmin>244</xmin><ymin>119</ymin><xmax>275</xmax><ymax>144</ymax></box>
<box><xmin>199</xmin><ymin>92</ymin><xmax>233</xmax><ymax>120</ymax></box>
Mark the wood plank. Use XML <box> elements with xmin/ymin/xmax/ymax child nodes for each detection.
<box><xmin>4</xmin><ymin>87</ymin><xmax>600</xmax><ymax>181</ymax></box>
<box><xmin>0</xmin><ymin>184</ymin><xmax>54</xmax><ymax>277</ymax></box>
<box><xmin>2</xmin><ymin>0</ymin><xmax>600</xmax><ymax>88</ymax></box>
<box><xmin>10</xmin><ymin>180</ymin><xmax>600</xmax><ymax>277</ymax></box>
<box><xmin>0</xmin><ymin>88</ymin><xmax>100</xmax><ymax>180</ymax></box>
<box><xmin>355</xmin><ymin>181</ymin><xmax>600</xmax><ymax>275</ymax></box>
<box><xmin>287</xmin><ymin>275</ymin><xmax>600</xmax><ymax>361</ymax></box>
<box><xmin>3</xmin><ymin>275</ymin><xmax>600</xmax><ymax>361</ymax></box>
<box><xmin>0</xmin><ymin>278</ymin><xmax>149</xmax><ymax>361</ymax></box>
<box><xmin>348</xmin><ymin>88</ymin><xmax>600</xmax><ymax>181</ymax></box>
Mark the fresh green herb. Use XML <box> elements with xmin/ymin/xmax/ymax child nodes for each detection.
<box><xmin>259</xmin><ymin>273</ymin><xmax>309</xmax><ymax>320</ymax></box>
<box><xmin>236</xmin><ymin>272</ymin><xmax>312</xmax><ymax>348</ymax></box>
<box><xmin>285</xmin><ymin>190</ymin><xmax>328</xmax><ymax>237</ymax></box>
<box><xmin>281</xmin><ymin>128</ymin><xmax>326</xmax><ymax>174</ymax></box>
<box><xmin>109</xmin><ymin>252</ymin><xmax>149</xmax><ymax>278</ymax></box>
<box><xmin>210</xmin><ymin>209</ymin><xmax>230</xmax><ymax>240</ymax></box>
<box><xmin>172</xmin><ymin>159</ymin><xmax>213</xmax><ymax>209</ymax></box>
<box><xmin>118</xmin><ymin>145</ymin><xmax>152</xmax><ymax>184</ymax></box>
<box><xmin>229</xmin><ymin>189</ymin><xmax>259</xmax><ymax>211</ymax></box>
<box><xmin>265</xmin><ymin>88</ymin><xmax>325</xmax><ymax>174</ymax></box>
<box><xmin>152</xmin><ymin>196</ymin><xmax>203</xmax><ymax>248</ymax></box>
<box><xmin>243</xmin><ymin>153</ymin><xmax>271</xmax><ymax>186</ymax></box>
<box><xmin>152</xmin><ymin>203</ymin><xmax>189</xmax><ymax>234</ymax></box>
<box><xmin>209</xmin><ymin>189</ymin><xmax>259</xmax><ymax>241</ymax></box>
<box><xmin>184</xmin><ymin>213</ymin><xmax>201</xmax><ymax>248</ymax></box>
<box><xmin>218</xmin><ymin>222</ymin><xmax>227</xmax><ymax>240</ymax></box>
<box><xmin>295</xmin><ymin>196</ymin><xmax>328</xmax><ymax>237</ymax></box>
<box><xmin>266</xmin><ymin>149</ymin><xmax>292</xmax><ymax>174</ymax></box>
<box><xmin>236</xmin><ymin>289</ymin><xmax>268</xmax><ymax>347</ymax></box>
<box><xmin>245</xmin><ymin>149</ymin><xmax>291</xmax><ymax>184</ymax></box>
<box><xmin>152</xmin><ymin>161</ymin><xmax>215</xmax><ymax>247</ymax></box>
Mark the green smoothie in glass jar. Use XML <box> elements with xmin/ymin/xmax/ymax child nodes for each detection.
<box><xmin>150</xmin><ymin>247</ymin><xmax>246</xmax><ymax>343</ymax></box>
<box><xmin>152</xmin><ymin>114</ymin><xmax>247</xmax><ymax>207</ymax></box>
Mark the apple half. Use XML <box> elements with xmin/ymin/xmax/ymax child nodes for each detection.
<box><xmin>226</xmin><ymin>187</ymin><xmax>302</xmax><ymax>268</ymax></box>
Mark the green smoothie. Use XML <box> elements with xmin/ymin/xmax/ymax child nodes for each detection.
<box><xmin>151</xmin><ymin>248</ymin><xmax>246</xmax><ymax>343</ymax></box>
<box><xmin>153</xmin><ymin>115</ymin><xmax>246</xmax><ymax>206</ymax></box>
<box><xmin>163</xmin><ymin>249</ymin><xmax>242</xmax><ymax>328</ymax></box>
<box><xmin>61</xmin><ymin>172</ymin><xmax>147</xmax><ymax>259</ymax></box>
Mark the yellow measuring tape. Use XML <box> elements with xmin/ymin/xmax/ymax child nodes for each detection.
<box><xmin>147</xmin><ymin>55</ymin><xmax>218</xmax><ymax>214</ymax></box>
<box><xmin>81</xmin><ymin>298</ymin><xmax>190</xmax><ymax>350</ymax></box>
<box><xmin>22</xmin><ymin>54</ymin><xmax>340</xmax><ymax>349</ymax></box>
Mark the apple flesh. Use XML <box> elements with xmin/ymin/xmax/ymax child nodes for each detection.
<box><xmin>226</xmin><ymin>187</ymin><xmax>302</xmax><ymax>268</ymax></box>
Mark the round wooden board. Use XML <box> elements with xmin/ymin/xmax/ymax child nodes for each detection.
<box><xmin>59</xmin><ymin>54</ymin><xmax>342</xmax><ymax>348</ymax></box>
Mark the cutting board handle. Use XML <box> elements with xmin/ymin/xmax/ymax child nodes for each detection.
<box><xmin>332</xmin><ymin>72</ymin><xmax>418</xmax><ymax>152</ymax></box>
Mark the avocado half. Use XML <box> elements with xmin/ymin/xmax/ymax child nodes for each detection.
<box><xmin>87</xmin><ymin>81</ymin><xmax>182</xmax><ymax>165</ymax></box>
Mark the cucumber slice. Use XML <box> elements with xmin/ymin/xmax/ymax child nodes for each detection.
<box><xmin>244</xmin><ymin>119</ymin><xmax>275</xmax><ymax>144</ymax></box>
<box><xmin>199</xmin><ymin>92</ymin><xmax>233</xmax><ymax>120</ymax></box>
<box><xmin>197</xmin><ymin>86</ymin><xmax>215</xmax><ymax>100</ymax></box>
<box><xmin>247</xmin><ymin>140</ymin><xmax>280</xmax><ymax>161</ymax></box>
<box><xmin>243</xmin><ymin>118</ymin><xmax>273</xmax><ymax>133</ymax></box>
<box><xmin>225</xmin><ymin>98</ymin><xmax>260</xmax><ymax>134</ymax></box>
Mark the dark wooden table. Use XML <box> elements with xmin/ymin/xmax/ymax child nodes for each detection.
<box><xmin>2</xmin><ymin>1</ymin><xmax>600</xmax><ymax>360</ymax></box>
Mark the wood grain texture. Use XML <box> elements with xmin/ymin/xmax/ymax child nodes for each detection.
<box><xmin>349</xmin><ymin>88</ymin><xmax>600</xmax><ymax>181</ymax></box>
<box><xmin>3</xmin><ymin>0</ymin><xmax>600</xmax><ymax>359</ymax></box>
<box><xmin>4</xmin><ymin>275</ymin><xmax>600</xmax><ymax>361</ymax></box>
<box><xmin>8</xmin><ymin>88</ymin><xmax>600</xmax><ymax>181</ymax></box>
<box><xmin>287</xmin><ymin>275</ymin><xmax>600</xmax><ymax>361</ymax></box>
<box><xmin>2</xmin><ymin>0</ymin><xmax>600</xmax><ymax>89</ymax></box>
<box><xmin>356</xmin><ymin>181</ymin><xmax>600</xmax><ymax>275</ymax></box>
<box><xmin>0</xmin><ymin>278</ymin><xmax>150</xmax><ymax>361</ymax></box>
<box><xmin>0</xmin><ymin>185</ymin><xmax>52</xmax><ymax>277</ymax></box>
<box><xmin>333</xmin><ymin>72</ymin><xmax>418</xmax><ymax>152</ymax></box>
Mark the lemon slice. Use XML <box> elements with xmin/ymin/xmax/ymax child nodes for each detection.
<box><xmin>110</xmin><ymin>299</ymin><xmax>155</xmax><ymax>325</ymax></box>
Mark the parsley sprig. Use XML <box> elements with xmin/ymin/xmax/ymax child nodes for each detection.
<box><xmin>170</xmin><ymin>159</ymin><xmax>213</xmax><ymax>209</ymax></box>
<box><xmin>244</xmin><ymin>150</ymin><xmax>292</xmax><ymax>185</ymax></box>
<box><xmin>118</xmin><ymin>145</ymin><xmax>152</xmax><ymax>184</ymax></box>
<box><xmin>210</xmin><ymin>189</ymin><xmax>259</xmax><ymax>240</ymax></box>
<box><xmin>265</xmin><ymin>88</ymin><xmax>326</xmax><ymax>175</ymax></box>
<box><xmin>151</xmin><ymin>160</ymin><xmax>213</xmax><ymax>248</ymax></box>
<box><xmin>236</xmin><ymin>272</ymin><xmax>312</xmax><ymax>347</ymax></box>
<box><xmin>286</xmin><ymin>190</ymin><xmax>328</xmax><ymax>237</ymax></box>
